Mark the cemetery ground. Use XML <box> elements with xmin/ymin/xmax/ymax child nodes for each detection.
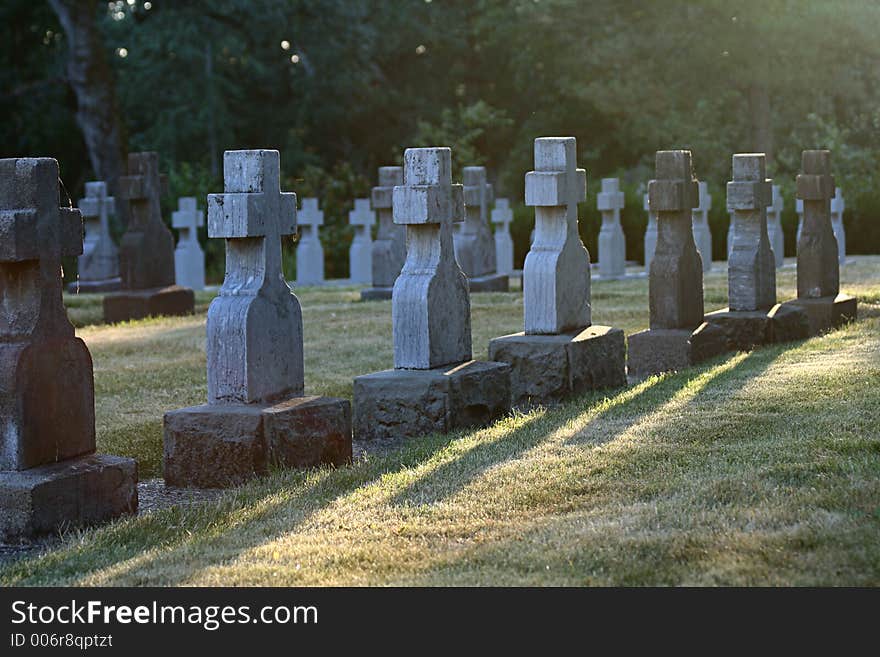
<box><xmin>2</xmin><ymin>258</ymin><xmax>879</xmax><ymax>586</ymax></box>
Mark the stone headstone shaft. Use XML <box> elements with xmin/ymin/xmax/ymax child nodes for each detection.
<box><xmin>76</xmin><ymin>181</ymin><xmax>119</xmax><ymax>285</ymax></box>
<box><xmin>726</xmin><ymin>153</ymin><xmax>776</xmax><ymax>311</ymax></box>
<box><xmin>643</xmin><ymin>192</ymin><xmax>658</xmax><ymax>270</ymax></box>
<box><xmin>692</xmin><ymin>181</ymin><xmax>713</xmax><ymax>272</ymax></box>
<box><xmin>455</xmin><ymin>166</ymin><xmax>496</xmax><ymax>278</ymax></box>
<box><xmin>172</xmin><ymin>197</ymin><xmax>205</xmax><ymax>290</ymax></box>
<box><xmin>348</xmin><ymin>198</ymin><xmax>374</xmax><ymax>284</ymax></box>
<box><xmin>523</xmin><ymin>137</ymin><xmax>589</xmax><ymax>334</ymax></box>
<box><xmin>830</xmin><ymin>186</ymin><xmax>846</xmax><ymax>265</ymax></box>
<box><xmin>795</xmin><ymin>150</ymin><xmax>838</xmax><ymax>299</ymax></box>
<box><xmin>491</xmin><ymin>197</ymin><xmax>514</xmax><ymax>276</ymax></box>
<box><xmin>117</xmin><ymin>152</ymin><xmax>175</xmax><ymax>290</ymax></box>
<box><xmin>206</xmin><ymin>149</ymin><xmax>303</xmax><ymax>404</ymax></box>
<box><xmin>295</xmin><ymin>197</ymin><xmax>324</xmax><ymax>286</ymax></box>
<box><xmin>766</xmin><ymin>184</ymin><xmax>785</xmax><ymax>268</ymax></box>
<box><xmin>370</xmin><ymin>166</ymin><xmax>405</xmax><ymax>289</ymax></box>
<box><xmin>392</xmin><ymin>147</ymin><xmax>470</xmax><ymax>369</ymax></box>
<box><xmin>597</xmin><ymin>177</ymin><xmax>626</xmax><ymax>278</ymax></box>
<box><xmin>647</xmin><ymin>150</ymin><xmax>703</xmax><ymax>329</ymax></box>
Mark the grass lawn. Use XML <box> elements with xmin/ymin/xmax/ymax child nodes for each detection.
<box><xmin>1</xmin><ymin>257</ymin><xmax>879</xmax><ymax>585</ymax></box>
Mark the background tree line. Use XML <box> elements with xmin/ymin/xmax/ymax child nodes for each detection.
<box><xmin>2</xmin><ymin>0</ymin><xmax>878</xmax><ymax>282</ymax></box>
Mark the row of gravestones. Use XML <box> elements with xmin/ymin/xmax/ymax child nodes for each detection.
<box><xmin>0</xmin><ymin>142</ymin><xmax>858</xmax><ymax>542</ymax></box>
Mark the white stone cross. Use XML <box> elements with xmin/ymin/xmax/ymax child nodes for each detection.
<box><xmin>830</xmin><ymin>186</ymin><xmax>846</xmax><ymax>265</ymax></box>
<box><xmin>596</xmin><ymin>177</ymin><xmax>626</xmax><ymax>279</ymax></box>
<box><xmin>523</xmin><ymin>137</ymin><xmax>589</xmax><ymax>334</ymax></box>
<box><xmin>455</xmin><ymin>166</ymin><xmax>496</xmax><ymax>278</ymax></box>
<box><xmin>491</xmin><ymin>197</ymin><xmax>514</xmax><ymax>276</ymax></box>
<box><xmin>296</xmin><ymin>197</ymin><xmax>325</xmax><ymax>285</ymax></box>
<box><xmin>76</xmin><ymin>181</ymin><xmax>119</xmax><ymax>284</ymax></box>
<box><xmin>348</xmin><ymin>197</ymin><xmax>374</xmax><ymax>284</ymax></box>
<box><xmin>391</xmin><ymin>147</ymin><xmax>469</xmax><ymax>369</ymax></box>
<box><xmin>692</xmin><ymin>180</ymin><xmax>713</xmax><ymax>272</ymax></box>
<box><xmin>370</xmin><ymin>166</ymin><xmax>405</xmax><ymax>289</ymax></box>
<box><xmin>172</xmin><ymin>197</ymin><xmax>205</xmax><ymax>290</ymax></box>
<box><xmin>643</xmin><ymin>191</ymin><xmax>658</xmax><ymax>271</ymax></box>
<box><xmin>206</xmin><ymin>149</ymin><xmax>302</xmax><ymax>404</ymax></box>
<box><xmin>766</xmin><ymin>184</ymin><xmax>785</xmax><ymax>268</ymax></box>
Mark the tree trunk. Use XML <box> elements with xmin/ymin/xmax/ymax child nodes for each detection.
<box><xmin>748</xmin><ymin>83</ymin><xmax>774</xmax><ymax>165</ymax></box>
<box><xmin>49</xmin><ymin>0</ymin><xmax>129</xmax><ymax>226</ymax></box>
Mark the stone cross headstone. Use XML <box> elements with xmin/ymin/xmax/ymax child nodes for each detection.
<box><xmin>726</xmin><ymin>153</ymin><xmax>775</xmax><ymax>311</ymax></box>
<box><xmin>295</xmin><ymin>197</ymin><xmax>325</xmax><ymax>286</ymax></box>
<box><xmin>74</xmin><ymin>181</ymin><xmax>120</xmax><ymax>290</ymax></box>
<box><xmin>523</xmin><ymin>137</ymin><xmax>589</xmax><ymax>334</ymax></box>
<box><xmin>796</xmin><ymin>198</ymin><xmax>804</xmax><ymax>243</ymax></box>
<box><xmin>363</xmin><ymin>166</ymin><xmax>405</xmax><ymax>298</ymax></box>
<box><xmin>643</xmin><ymin>191</ymin><xmax>658</xmax><ymax>271</ymax></box>
<box><xmin>348</xmin><ymin>198</ymin><xmax>374</xmax><ymax>284</ymax></box>
<box><xmin>830</xmin><ymin>186</ymin><xmax>846</xmax><ymax>265</ymax></box>
<box><xmin>596</xmin><ymin>177</ymin><xmax>627</xmax><ymax>278</ymax></box>
<box><xmin>455</xmin><ymin>166</ymin><xmax>496</xmax><ymax>277</ymax></box>
<box><xmin>0</xmin><ymin>157</ymin><xmax>136</xmax><ymax>540</ymax></box>
<box><xmin>117</xmin><ymin>151</ymin><xmax>175</xmax><ymax>290</ymax></box>
<box><xmin>172</xmin><ymin>197</ymin><xmax>205</xmax><ymax>291</ymax></box>
<box><xmin>488</xmin><ymin>137</ymin><xmax>625</xmax><ymax>407</ymax></box>
<box><xmin>491</xmin><ymin>197</ymin><xmax>514</xmax><ymax>276</ymax></box>
<box><xmin>165</xmin><ymin>150</ymin><xmax>351</xmax><ymax>487</ymax></box>
<box><xmin>392</xmin><ymin>147</ymin><xmax>470</xmax><ymax>368</ymax></box>
<box><xmin>206</xmin><ymin>150</ymin><xmax>302</xmax><ymax>404</ymax></box>
<box><xmin>766</xmin><ymin>184</ymin><xmax>785</xmax><ymax>268</ymax></box>
<box><xmin>796</xmin><ymin>150</ymin><xmax>838</xmax><ymax>300</ymax></box>
<box><xmin>692</xmin><ymin>181</ymin><xmax>713</xmax><ymax>272</ymax></box>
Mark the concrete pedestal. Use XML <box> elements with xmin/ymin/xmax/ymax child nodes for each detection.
<box><xmin>67</xmin><ymin>277</ymin><xmax>122</xmax><ymax>294</ymax></box>
<box><xmin>353</xmin><ymin>360</ymin><xmax>510</xmax><ymax>441</ymax></box>
<box><xmin>360</xmin><ymin>287</ymin><xmax>393</xmax><ymax>301</ymax></box>
<box><xmin>0</xmin><ymin>454</ymin><xmax>137</xmax><ymax>542</ymax></box>
<box><xmin>627</xmin><ymin>323</ymin><xmax>728</xmax><ymax>378</ymax></box>
<box><xmin>783</xmin><ymin>294</ymin><xmax>857</xmax><ymax>336</ymax></box>
<box><xmin>703</xmin><ymin>304</ymin><xmax>811</xmax><ymax>351</ymax></box>
<box><xmin>163</xmin><ymin>395</ymin><xmax>351</xmax><ymax>489</ymax></box>
<box><xmin>488</xmin><ymin>326</ymin><xmax>626</xmax><ymax>408</ymax></box>
<box><xmin>467</xmin><ymin>273</ymin><xmax>509</xmax><ymax>293</ymax></box>
<box><xmin>103</xmin><ymin>285</ymin><xmax>195</xmax><ymax>324</ymax></box>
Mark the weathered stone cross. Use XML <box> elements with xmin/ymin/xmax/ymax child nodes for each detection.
<box><xmin>523</xmin><ymin>137</ymin><xmax>589</xmax><ymax>335</ymax></box>
<box><xmin>457</xmin><ymin>166</ymin><xmax>496</xmax><ymax>278</ymax></box>
<box><xmin>172</xmin><ymin>197</ymin><xmax>203</xmax><ymax>244</ymax></box>
<box><xmin>392</xmin><ymin>147</ymin><xmax>469</xmax><ymax>369</ymax></box>
<box><xmin>643</xmin><ymin>191</ymin><xmax>658</xmax><ymax>270</ymax></box>
<box><xmin>491</xmin><ymin>197</ymin><xmax>514</xmax><ymax>276</ymax></box>
<box><xmin>830</xmin><ymin>186</ymin><xmax>846</xmax><ymax>265</ymax></box>
<box><xmin>597</xmin><ymin>177</ymin><xmax>626</xmax><ymax>278</ymax></box>
<box><xmin>206</xmin><ymin>149</ymin><xmax>302</xmax><ymax>404</ymax></box>
<box><xmin>766</xmin><ymin>184</ymin><xmax>785</xmax><ymax>268</ymax></box>
<box><xmin>76</xmin><ymin>181</ymin><xmax>119</xmax><ymax>285</ymax></box>
<box><xmin>295</xmin><ymin>197</ymin><xmax>324</xmax><ymax>286</ymax></box>
<box><xmin>692</xmin><ymin>180</ymin><xmax>713</xmax><ymax>272</ymax></box>
<box><xmin>796</xmin><ymin>150</ymin><xmax>838</xmax><ymax>299</ymax></box>
<box><xmin>348</xmin><ymin>197</ymin><xmax>374</xmax><ymax>284</ymax></box>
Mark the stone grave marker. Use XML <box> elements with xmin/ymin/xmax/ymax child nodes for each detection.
<box><xmin>796</xmin><ymin>198</ymin><xmax>804</xmax><ymax>243</ymax></box>
<box><xmin>830</xmin><ymin>186</ymin><xmax>846</xmax><ymax>265</ymax></box>
<box><xmin>69</xmin><ymin>181</ymin><xmax>121</xmax><ymax>292</ymax></box>
<box><xmin>766</xmin><ymin>184</ymin><xmax>785</xmax><ymax>268</ymax></box>
<box><xmin>596</xmin><ymin>177</ymin><xmax>627</xmax><ymax>279</ymax></box>
<box><xmin>783</xmin><ymin>150</ymin><xmax>857</xmax><ymax>334</ymax></box>
<box><xmin>0</xmin><ymin>157</ymin><xmax>137</xmax><ymax>541</ymax></box>
<box><xmin>348</xmin><ymin>198</ymin><xmax>374</xmax><ymax>285</ymax></box>
<box><xmin>103</xmin><ymin>152</ymin><xmax>194</xmax><ymax>322</ymax></box>
<box><xmin>705</xmin><ymin>154</ymin><xmax>808</xmax><ymax>348</ymax></box>
<box><xmin>295</xmin><ymin>197</ymin><xmax>324</xmax><ymax>286</ymax></box>
<box><xmin>454</xmin><ymin>166</ymin><xmax>509</xmax><ymax>291</ymax></box>
<box><xmin>491</xmin><ymin>197</ymin><xmax>514</xmax><ymax>276</ymax></box>
<box><xmin>489</xmin><ymin>137</ymin><xmax>625</xmax><ymax>407</ymax></box>
<box><xmin>643</xmin><ymin>191</ymin><xmax>658</xmax><ymax>271</ymax></box>
<box><xmin>172</xmin><ymin>197</ymin><xmax>205</xmax><ymax>291</ymax></box>
<box><xmin>627</xmin><ymin>150</ymin><xmax>727</xmax><ymax>377</ymax></box>
<box><xmin>354</xmin><ymin>147</ymin><xmax>510</xmax><ymax>440</ymax></box>
<box><xmin>692</xmin><ymin>181</ymin><xmax>713</xmax><ymax>272</ymax></box>
<box><xmin>164</xmin><ymin>150</ymin><xmax>351</xmax><ymax>488</ymax></box>
<box><xmin>361</xmin><ymin>166</ymin><xmax>405</xmax><ymax>300</ymax></box>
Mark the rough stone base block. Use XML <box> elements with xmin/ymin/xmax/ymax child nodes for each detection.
<box><xmin>163</xmin><ymin>395</ymin><xmax>352</xmax><ymax>488</ymax></box>
<box><xmin>103</xmin><ymin>285</ymin><xmax>195</xmax><ymax>324</ymax></box>
<box><xmin>0</xmin><ymin>454</ymin><xmax>138</xmax><ymax>542</ymax></box>
<box><xmin>488</xmin><ymin>325</ymin><xmax>626</xmax><ymax>408</ymax></box>
<box><xmin>467</xmin><ymin>273</ymin><xmax>509</xmax><ymax>292</ymax></box>
<box><xmin>627</xmin><ymin>323</ymin><xmax>728</xmax><ymax>378</ymax></box>
<box><xmin>704</xmin><ymin>305</ymin><xmax>812</xmax><ymax>351</ymax></box>
<box><xmin>783</xmin><ymin>294</ymin><xmax>858</xmax><ymax>336</ymax></box>
<box><xmin>353</xmin><ymin>360</ymin><xmax>511</xmax><ymax>441</ymax></box>
<box><xmin>360</xmin><ymin>287</ymin><xmax>393</xmax><ymax>301</ymax></box>
<box><xmin>67</xmin><ymin>277</ymin><xmax>122</xmax><ymax>294</ymax></box>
